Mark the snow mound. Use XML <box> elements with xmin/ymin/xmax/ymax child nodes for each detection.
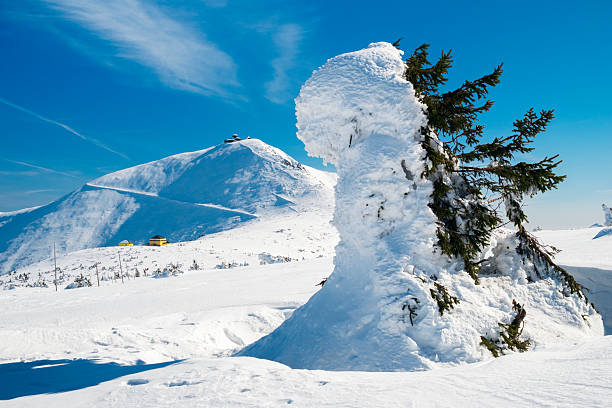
<box><xmin>239</xmin><ymin>42</ymin><xmax>602</xmax><ymax>371</ymax></box>
<box><xmin>0</xmin><ymin>139</ymin><xmax>335</xmax><ymax>274</ymax></box>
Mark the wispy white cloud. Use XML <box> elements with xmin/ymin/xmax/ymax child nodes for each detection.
<box><xmin>42</xmin><ymin>0</ymin><xmax>238</xmax><ymax>97</ymax></box>
<box><xmin>264</xmin><ymin>23</ymin><xmax>303</xmax><ymax>104</ymax></box>
<box><xmin>3</xmin><ymin>159</ymin><xmax>80</xmax><ymax>179</ymax></box>
<box><xmin>16</xmin><ymin>189</ymin><xmax>58</xmax><ymax>195</ymax></box>
<box><xmin>0</xmin><ymin>170</ymin><xmax>40</xmax><ymax>176</ymax></box>
<box><xmin>0</xmin><ymin>97</ymin><xmax>128</xmax><ymax>159</ymax></box>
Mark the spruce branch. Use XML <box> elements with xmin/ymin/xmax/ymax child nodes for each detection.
<box><xmin>399</xmin><ymin>42</ymin><xmax>589</xmax><ymax>304</ymax></box>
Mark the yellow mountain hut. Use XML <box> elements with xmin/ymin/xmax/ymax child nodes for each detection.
<box><xmin>118</xmin><ymin>240</ymin><xmax>133</xmax><ymax>246</ymax></box>
<box><xmin>148</xmin><ymin>235</ymin><xmax>168</xmax><ymax>246</ymax></box>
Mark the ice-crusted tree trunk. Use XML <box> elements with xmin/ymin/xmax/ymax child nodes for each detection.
<box><xmin>239</xmin><ymin>42</ymin><xmax>602</xmax><ymax>371</ymax></box>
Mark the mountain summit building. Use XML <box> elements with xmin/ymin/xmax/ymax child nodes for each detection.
<box><xmin>147</xmin><ymin>235</ymin><xmax>168</xmax><ymax>246</ymax></box>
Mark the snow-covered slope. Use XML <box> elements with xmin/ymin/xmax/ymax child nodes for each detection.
<box><xmin>0</xmin><ymin>220</ymin><xmax>610</xmax><ymax>406</ymax></box>
<box><xmin>534</xmin><ymin>226</ymin><xmax>612</xmax><ymax>334</ymax></box>
<box><xmin>0</xmin><ymin>139</ymin><xmax>335</xmax><ymax>274</ymax></box>
<box><xmin>89</xmin><ymin>147</ymin><xmax>214</xmax><ymax>195</ymax></box>
<box><xmin>0</xmin><ymin>210</ymin><xmax>337</xmax><ymax>292</ymax></box>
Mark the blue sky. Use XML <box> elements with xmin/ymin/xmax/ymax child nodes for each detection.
<box><xmin>0</xmin><ymin>0</ymin><xmax>611</xmax><ymax>229</ymax></box>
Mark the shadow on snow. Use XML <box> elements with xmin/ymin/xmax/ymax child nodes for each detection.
<box><xmin>0</xmin><ymin>358</ymin><xmax>180</xmax><ymax>400</ymax></box>
<box><xmin>564</xmin><ymin>265</ymin><xmax>612</xmax><ymax>335</ymax></box>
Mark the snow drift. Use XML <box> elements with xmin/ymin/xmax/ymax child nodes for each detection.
<box><xmin>239</xmin><ymin>42</ymin><xmax>602</xmax><ymax>371</ymax></box>
<box><xmin>0</xmin><ymin>139</ymin><xmax>335</xmax><ymax>274</ymax></box>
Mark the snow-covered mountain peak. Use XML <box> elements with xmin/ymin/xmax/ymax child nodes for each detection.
<box><xmin>89</xmin><ymin>138</ymin><xmax>301</xmax><ymax>196</ymax></box>
<box><xmin>88</xmin><ymin>138</ymin><xmax>334</xmax><ymax>213</ymax></box>
<box><xmin>0</xmin><ymin>139</ymin><xmax>335</xmax><ymax>274</ymax></box>
<box><xmin>89</xmin><ymin>146</ymin><xmax>214</xmax><ymax>195</ymax></box>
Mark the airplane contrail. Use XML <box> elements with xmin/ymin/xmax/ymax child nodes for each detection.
<box><xmin>3</xmin><ymin>159</ymin><xmax>81</xmax><ymax>179</ymax></box>
<box><xmin>0</xmin><ymin>97</ymin><xmax>129</xmax><ymax>160</ymax></box>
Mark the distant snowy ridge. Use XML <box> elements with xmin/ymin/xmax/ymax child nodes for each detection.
<box><xmin>0</xmin><ymin>205</ymin><xmax>43</xmax><ymax>217</ymax></box>
<box><xmin>0</xmin><ymin>139</ymin><xmax>335</xmax><ymax>274</ymax></box>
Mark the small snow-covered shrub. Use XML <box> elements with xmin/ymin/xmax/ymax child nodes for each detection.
<box><xmin>152</xmin><ymin>263</ymin><xmax>184</xmax><ymax>278</ymax></box>
<box><xmin>258</xmin><ymin>253</ymin><xmax>292</xmax><ymax>265</ymax></box>
<box><xmin>480</xmin><ymin>300</ymin><xmax>530</xmax><ymax>357</ymax></box>
<box><xmin>215</xmin><ymin>261</ymin><xmax>248</xmax><ymax>269</ymax></box>
<box><xmin>65</xmin><ymin>273</ymin><xmax>92</xmax><ymax>289</ymax></box>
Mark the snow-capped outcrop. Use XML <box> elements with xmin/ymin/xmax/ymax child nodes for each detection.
<box><xmin>0</xmin><ymin>139</ymin><xmax>335</xmax><ymax>274</ymax></box>
<box><xmin>592</xmin><ymin>205</ymin><xmax>612</xmax><ymax>239</ymax></box>
<box><xmin>240</xmin><ymin>42</ymin><xmax>602</xmax><ymax>371</ymax></box>
<box><xmin>602</xmin><ymin>204</ymin><xmax>612</xmax><ymax>226</ymax></box>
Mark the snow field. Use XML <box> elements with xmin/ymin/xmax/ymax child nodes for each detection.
<box><xmin>0</xmin><ymin>221</ymin><xmax>610</xmax><ymax>406</ymax></box>
<box><xmin>4</xmin><ymin>337</ymin><xmax>611</xmax><ymax>407</ymax></box>
<box><xmin>0</xmin><ymin>209</ymin><xmax>337</xmax><ymax>367</ymax></box>
<box><xmin>0</xmin><ymin>257</ymin><xmax>333</xmax><ymax>366</ymax></box>
<box><xmin>0</xmin><ymin>210</ymin><xmax>337</xmax><ymax>292</ymax></box>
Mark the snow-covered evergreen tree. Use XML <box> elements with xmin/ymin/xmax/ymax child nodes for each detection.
<box><xmin>402</xmin><ymin>42</ymin><xmax>587</xmax><ymax>302</ymax></box>
<box><xmin>239</xmin><ymin>42</ymin><xmax>602</xmax><ymax>371</ymax></box>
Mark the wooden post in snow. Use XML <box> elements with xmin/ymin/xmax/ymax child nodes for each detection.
<box><xmin>95</xmin><ymin>263</ymin><xmax>100</xmax><ymax>287</ymax></box>
<box><xmin>53</xmin><ymin>242</ymin><xmax>57</xmax><ymax>292</ymax></box>
<box><xmin>118</xmin><ymin>252</ymin><xmax>124</xmax><ymax>284</ymax></box>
